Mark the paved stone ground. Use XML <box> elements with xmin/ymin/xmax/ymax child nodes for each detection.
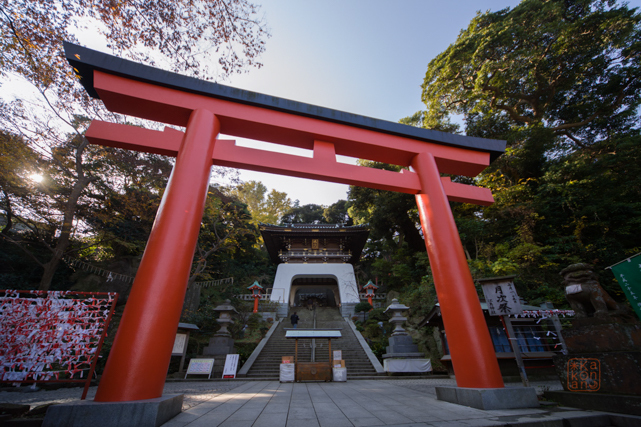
<box><xmin>3</xmin><ymin>377</ymin><xmax>629</xmax><ymax>427</ymax></box>
<box><xmin>159</xmin><ymin>379</ymin><xmax>632</xmax><ymax>427</ymax></box>
<box><xmin>0</xmin><ymin>378</ymin><xmax>563</xmax><ymax>412</ymax></box>
<box><xmin>0</xmin><ymin>380</ymin><xmax>248</xmax><ymax>411</ymax></box>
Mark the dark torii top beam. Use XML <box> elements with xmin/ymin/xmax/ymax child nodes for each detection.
<box><xmin>65</xmin><ymin>42</ymin><xmax>504</xmax><ymax>161</ymax></box>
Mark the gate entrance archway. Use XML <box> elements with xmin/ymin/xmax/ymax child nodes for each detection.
<box><xmin>64</xmin><ymin>42</ymin><xmax>506</xmax><ymax>402</ymax></box>
<box><xmin>292</xmin><ymin>278</ymin><xmax>339</xmax><ymax>308</ymax></box>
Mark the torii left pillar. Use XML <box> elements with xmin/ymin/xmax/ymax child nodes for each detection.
<box><xmin>94</xmin><ymin>109</ymin><xmax>219</xmax><ymax>402</ymax></box>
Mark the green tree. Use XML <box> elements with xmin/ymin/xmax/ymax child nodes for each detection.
<box><xmin>279</xmin><ymin>203</ymin><xmax>325</xmax><ymax>224</ymax></box>
<box><xmin>415</xmin><ymin>0</ymin><xmax>641</xmax><ymax>304</ymax></box>
<box><xmin>230</xmin><ymin>181</ymin><xmax>292</xmax><ymax>226</ymax></box>
<box><xmin>420</xmin><ymin>0</ymin><xmax>641</xmax><ymax>154</ymax></box>
<box><xmin>348</xmin><ymin>161</ymin><xmax>424</xmax><ymax>253</ymax></box>
<box><xmin>0</xmin><ymin>0</ymin><xmax>269</xmax><ymax>289</ymax></box>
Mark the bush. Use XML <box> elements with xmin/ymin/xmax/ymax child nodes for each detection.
<box><xmin>354</xmin><ymin>302</ymin><xmax>373</xmax><ymax>313</ymax></box>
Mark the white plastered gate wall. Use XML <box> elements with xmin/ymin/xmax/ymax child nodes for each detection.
<box><xmin>270</xmin><ymin>264</ymin><xmax>360</xmax><ymax>318</ymax></box>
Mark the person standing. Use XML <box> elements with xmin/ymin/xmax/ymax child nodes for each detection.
<box><xmin>290</xmin><ymin>312</ymin><xmax>299</xmax><ymax>329</ymax></box>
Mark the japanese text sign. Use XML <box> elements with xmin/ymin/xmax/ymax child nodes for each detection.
<box><xmin>481</xmin><ymin>278</ymin><xmax>523</xmax><ymax>316</ymax></box>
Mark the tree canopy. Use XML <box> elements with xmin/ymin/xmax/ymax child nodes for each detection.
<box><xmin>421</xmin><ymin>0</ymin><xmax>641</xmax><ymax>151</ymax></box>
<box><xmin>0</xmin><ymin>0</ymin><xmax>269</xmax><ymax>290</ymax></box>
<box><xmin>395</xmin><ymin>0</ymin><xmax>641</xmax><ymax>306</ymax></box>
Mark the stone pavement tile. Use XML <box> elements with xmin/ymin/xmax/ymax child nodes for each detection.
<box><xmin>261</xmin><ymin>403</ymin><xmax>290</xmax><ymax>414</ymax></box>
<box><xmin>392</xmin><ymin>407</ymin><xmax>443</xmax><ymax>423</ymax></box>
<box><xmin>348</xmin><ymin>416</ymin><xmax>386</xmax><ymax>426</ymax></box>
<box><xmin>368</xmin><ymin>409</ymin><xmax>414</xmax><ymax>424</ymax></box>
<box><xmin>217</xmin><ymin>420</ymin><xmax>256</xmax><ymax>427</ymax></box>
<box><xmin>252</xmin><ymin>412</ymin><xmax>289</xmax><ymax>427</ymax></box>
<box><xmin>286</xmin><ymin>418</ymin><xmax>320</xmax><ymax>427</ymax></box>
<box><xmin>223</xmin><ymin>408</ymin><xmax>264</xmax><ymax>421</ymax></box>
<box><xmin>382</xmin><ymin>424</ymin><xmax>431</xmax><ymax>427</ymax></box>
<box><xmin>164</xmin><ymin>411</ymin><xmax>201</xmax><ymax>425</ymax></box>
<box><xmin>181</xmin><ymin>413</ymin><xmax>229</xmax><ymax>427</ymax></box>
<box><xmin>239</xmin><ymin>401</ymin><xmax>270</xmax><ymax>412</ymax></box>
<box><xmin>288</xmin><ymin>406</ymin><xmax>317</xmax><ymax>419</ymax></box>
<box><xmin>459</xmin><ymin>418</ymin><xmax>509</xmax><ymax>426</ymax></box>
<box><xmin>307</xmin><ymin>385</ymin><xmax>334</xmax><ymax>403</ymax></box>
<box><xmin>335</xmin><ymin>404</ymin><xmax>375</xmax><ymax>419</ymax></box>
<box><xmin>323</xmin><ymin>389</ymin><xmax>373</xmax><ymax>419</ymax></box>
<box><xmin>428</xmin><ymin>421</ymin><xmax>487</xmax><ymax>427</ymax></box>
<box><xmin>312</xmin><ymin>401</ymin><xmax>343</xmax><ymax>414</ymax></box>
<box><xmin>317</xmin><ymin>415</ymin><xmax>354</xmax><ymax>427</ymax></box>
<box><xmin>161</xmin><ymin>418</ymin><xmax>191</xmax><ymax>427</ymax></box>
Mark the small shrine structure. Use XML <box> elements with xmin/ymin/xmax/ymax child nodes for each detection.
<box><xmin>247</xmin><ymin>281</ymin><xmax>264</xmax><ymax>313</ymax></box>
<box><xmin>260</xmin><ymin>223</ymin><xmax>368</xmax><ymax>317</ymax></box>
<box><xmin>362</xmin><ymin>280</ymin><xmax>379</xmax><ymax>306</ymax></box>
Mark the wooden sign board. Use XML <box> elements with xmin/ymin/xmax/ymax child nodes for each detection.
<box><xmin>185</xmin><ymin>358</ymin><xmax>215</xmax><ymax>379</ymax></box>
<box><xmin>481</xmin><ymin>279</ymin><xmax>522</xmax><ymax>316</ymax></box>
<box><xmin>222</xmin><ymin>354</ymin><xmax>240</xmax><ymax>379</ymax></box>
<box><xmin>172</xmin><ymin>333</ymin><xmax>188</xmax><ymax>356</ymax></box>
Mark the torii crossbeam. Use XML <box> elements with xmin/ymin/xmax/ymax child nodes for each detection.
<box><xmin>65</xmin><ymin>42</ymin><xmax>506</xmax><ymax>402</ymax></box>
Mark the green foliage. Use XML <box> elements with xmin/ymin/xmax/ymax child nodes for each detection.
<box><xmin>421</xmin><ymin>0</ymin><xmax>641</xmax><ymax>147</ymax></box>
<box><xmin>343</xmin><ymin>1</ymin><xmax>641</xmax><ymax>333</ymax></box>
<box><xmin>354</xmin><ymin>302</ymin><xmax>373</xmax><ymax>313</ymax></box>
<box><xmin>366</xmin><ymin>308</ymin><xmax>389</xmax><ymax>322</ymax></box>
<box><xmin>230</xmin><ymin>181</ymin><xmax>292</xmax><ymax>226</ymax></box>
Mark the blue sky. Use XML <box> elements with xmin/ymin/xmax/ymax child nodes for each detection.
<box><xmin>223</xmin><ymin>0</ymin><xmax>640</xmax><ymax>206</ymax></box>
<box><xmin>225</xmin><ymin>0</ymin><xmax>525</xmax><ymax>205</ymax></box>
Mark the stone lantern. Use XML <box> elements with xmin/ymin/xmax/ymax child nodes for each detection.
<box><xmin>382</xmin><ymin>298</ymin><xmax>425</xmax><ymax>365</ymax></box>
<box><xmin>385</xmin><ymin>298</ymin><xmax>410</xmax><ymax>336</ymax></box>
<box><xmin>202</xmin><ymin>300</ymin><xmax>238</xmax><ymax>376</ymax></box>
<box><xmin>213</xmin><ymin>299</ymin><xmax>237</xmax><ymax>337</ymax></box>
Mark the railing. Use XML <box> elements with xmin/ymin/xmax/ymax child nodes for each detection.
<box><xmin>359</xmin><ymin>293</ymin><xmax>387</xmax><ymax>300</ymax></box>
<box><xmin>278</xmin><ymin>250</ymin><xmax>353</xmax><ymax>263</ymax></box>
<box><xmin>236</xmin><ymin>294</ymin><xmax>271</xmax><ymax>301</ymax></box>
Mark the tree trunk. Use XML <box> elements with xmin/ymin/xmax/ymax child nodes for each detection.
<box><xmin>38</xmin><ymin>257</ymin><xmax>62</xmax><ymax>291</ymax></box>
<box><xmin>38</xmin><ymin>171</ymin><xmax>92</xmax><ymax>290</ymax></box>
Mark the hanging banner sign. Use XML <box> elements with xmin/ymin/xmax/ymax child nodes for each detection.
<box><xmin>480</xmin><ymin>277</ymin><xmax>523</xmax><ymax>316</ymax></box>
<box><xmin>610</xmin><ymin>253</ymin><xmax>641</xmax><ymax>320</ymax></box>
<box><xmin>222</xmin><ymin>354</ymin><xmax>240</xmax><ymax>379</ymax></box>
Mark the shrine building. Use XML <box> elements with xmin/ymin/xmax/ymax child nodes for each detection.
<box><xmin>260</xmin><ymin>223</ymin><xmax>369</xmax><ymax>318</ymax></box>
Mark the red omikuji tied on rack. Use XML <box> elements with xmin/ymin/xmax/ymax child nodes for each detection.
<box><xmin>0</xmin><ymin>290</ymin><xmax>118</xmax><ymax>400</ymax></box>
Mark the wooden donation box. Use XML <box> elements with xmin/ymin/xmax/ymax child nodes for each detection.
<box><xmin>285</xmin><ymin>329</ymin><xmax>342</xmax><ymax>382</ymax></box>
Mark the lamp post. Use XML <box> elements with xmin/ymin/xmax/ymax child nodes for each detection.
<box><xmin>247</xmin><ymin>281</ymin><xmax>263</xmax><ymax>314</ymax></box>
<box><xmin>363</xmin><ymin>280</ymin><xmax>378</xmax><ymax>307</ymax></box>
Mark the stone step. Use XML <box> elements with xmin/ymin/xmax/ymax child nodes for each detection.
<box><xmin>245</xmin><ymin>307</ymin><xmax>379</xmax><ymax>379</ymax></box>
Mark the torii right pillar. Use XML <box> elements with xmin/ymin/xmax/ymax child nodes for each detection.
<box><xmin>412</xmin><ymin>152</ymin><xmax>538</xmax><ymax>409</ymax></box>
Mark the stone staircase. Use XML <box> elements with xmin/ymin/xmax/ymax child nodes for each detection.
<box><xmin>243</xmin><ymin>307</ymin><xmax>381</xmax><ymax>380</ymax></box>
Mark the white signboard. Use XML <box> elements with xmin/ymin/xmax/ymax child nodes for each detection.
<box><xmin>222</xmin><ymin>354</ymin><xmax>240</xmax><ymax>379</ymax></box>
<box><xmin>481</xmin><ymin>280</ymin><xmax>522</xmax><ymax>316</ymax></box>
<box><xmin>185</xmin><ymin>358</ymin><xmax>215</xmax><ymax>379</ymax></box>
<box><xmin>172</xmin><ymin>333</ymin><xmax>188</xmax><ymax>355</ymax></box>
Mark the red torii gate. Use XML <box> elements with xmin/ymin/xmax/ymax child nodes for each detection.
<box><xmin>65</xmin><ymin>42</ymin><xmax>506</xmax><ymax>402</ymax></box>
